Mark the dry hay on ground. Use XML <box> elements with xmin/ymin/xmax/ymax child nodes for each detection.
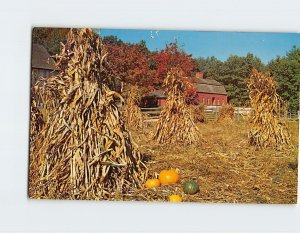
<box><xmin>247</xmin><ymin>69</ymin><xmax>291</xmax><ymax>149</ymax></box>
<box><xmin>123</xmin><ymin>85</ymin><xmax>144</xmax><ymax>129</ymax></box>
<box><xmin>127</xmin><ymin>120</ymin><xmax>298</xmax><ymax>203</ymax></box>
<box><xmin>29</xmin><ymin>28</ymin><xmax>148</xmax><ymax>200</ymax></box>
<box><xmin>153</xmin><ymin>68</ymin><xmax>200</xmax><ymax>144</ymax></box>
<box><xmin>216</xmin><ymin>104</ymin><xmax>235</xmax><ymax>122</ymax></box>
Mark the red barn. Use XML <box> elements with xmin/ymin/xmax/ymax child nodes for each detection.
<box><xmin>193</xmin><ymin>78</ymin><xmax>227</xmax><ymax>106</ymax></box>
<box><xmin>141</xmin><ymin>89</ymin><xmax>166</xmax><ymax>108</ymax></box>
<box><xmin>142</xmin><ymin>72</ymin><xmax>227</xmax><ymax>107</ymax></box>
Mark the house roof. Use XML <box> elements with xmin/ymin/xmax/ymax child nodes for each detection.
<box><xmin>149</xmin><ymin>78</ymin><xmax>227</xmax><ymax>98</ymax></box>
<box><xmin>192</xmin><ymin>77</ymin><xmax>222</xmax><ymax>86</ymax></box>
<box><xmin>194</xmin><ymin>78</ymin><xmax>227</xmax><ymax>95</ymax></box>
<box><xmin>31</xmin><ymin>44</ymin><xmax>59</xmax><ymax>70</ymax></box>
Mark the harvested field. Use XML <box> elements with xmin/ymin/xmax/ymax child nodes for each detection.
<box><xmin>121</xmin><ymin>120</ymin><xmax>298</xmax><ymax>203</ymax></box>
<box><xmin>28</xmin><ymin>28</ymin><xmax>299</xmax><ymax>204</ymax></box>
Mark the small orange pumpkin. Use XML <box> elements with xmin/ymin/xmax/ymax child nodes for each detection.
<box><xmin>169</xmin><ymin>194</ymin><xmax>182</xmax><ymax>202</ymax></box>
<box><xmin>145</xmin><ymin>178</ymin><xmax>160</xmax><ymax>188</ymax></box>
<box><xmin>159</xmin><ymin>169</ymin><xmax>179</xmax><ymax>185</ymax></box>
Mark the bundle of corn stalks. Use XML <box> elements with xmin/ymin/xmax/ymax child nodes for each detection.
<box><xmin>216</xmin><ymin>104</ymin><xmax>235</xmax><ymax>122</ymax></box>
<box><xmin>153</xmin><ymin>68</ymin><xmax>200</xmax><ymax>144</ymax></box>
<box><xmin>191</xmin><ymin>104</ymin><xmax>205</xmax><ymax>123</ymax></box>
<box><xmin>30</xmin><ymin>76</ymin><xmax>67</xmax><ymax>141</ymax></box>
<box><xmin>29</xmin><ymin>28</ymin><xmax>148</xmax><ymax>200</ymax></box>
<box><xmin>30</xmin><ymin>97</ymin><xmax>44</xmax><ymax>142</ymax></box>
<box><xmin>123</xmin><ymin>85</ymin><xmax>144</xmax><ymax>129</ymax></box>
<box><xmin>247</xmin><ymin>69</ymin><xmax>291</xmax><ymax>149</ymax></box>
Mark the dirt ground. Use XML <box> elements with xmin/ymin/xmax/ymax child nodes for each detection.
<box><xmin>124</xmin><ymin>119</ymin><xmax>298</xmax><ymax>204</ymax></box>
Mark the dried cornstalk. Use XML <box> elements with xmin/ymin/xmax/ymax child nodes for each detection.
<box><xmin>191</xmin><ymin>104</ymin><xmax>205</xmax><ymax>123</ymax></box>
<box><xmin>123</xmin><ymin>85</ymin><xmax>143</xmax><ymax>129</ymax></box>
<box><xmin>29</xmin><ymin>28</ymin><xmax>148</xmax><ymax>200</ymax></box>
<box><xmin>30</xmin><ymin>98</ymin><xmax>44</xmax><ymax>142</ymax></box>
<box><xmin>153</xmin><ymin>68</ymin><xmax>200</xmax><ymax>144</ymax></box>
<box><xmin>30</xmin><ymin>76</ymin><xmax>66</xmax><ymax>141</ymax></box>
<box><xmin>247</xmin><ymin>69</ymin><xmax>291</xmax><ymax>149</ymax></box>
<box><xmin>216</xmin><ymin>104</ymin><xmax>235</xmax><ymax>122</ymax></box>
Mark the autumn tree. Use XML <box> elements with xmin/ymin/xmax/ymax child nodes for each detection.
<box><xmin>102</xmin><ymin>35</ymin><xmax>123</xmax><ymax>46</ymax></box>
<box><xmin>103</xmin><ymin>37</ymin><xmax>154</xmax><ymax>128</ymax></box>
<box><xmin>152</xmin><ymin>42</ymin><xmax>197</xmax><ymax>102</ymax></box>
<box><xmin>103</xmin><ymin>38</ymin><xmax>153</xmax><ymax>92</ymax></box>
<box><xmin>152</xmin><ymin>42</ymin><xmax>195</xmax><ymax>85</ymax></box>
<box><xmin>32</xmin><ymin>28</ymin><xmax>69</xmax><ymax>55</ymax></box>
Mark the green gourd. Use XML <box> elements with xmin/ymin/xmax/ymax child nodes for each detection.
<box><xmin>183</xmin><ymin>180</ymin><xmax>199</xmax><ymax>195</ymax></box>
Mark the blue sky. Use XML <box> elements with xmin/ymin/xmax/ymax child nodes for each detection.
<box><xmin>98</xmin><ymin>29</ymin><xmax>300</xmax><ymax>64</ymax></box>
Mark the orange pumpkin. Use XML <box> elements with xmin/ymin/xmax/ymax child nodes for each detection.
<box><xmin>145</xmin><ymin>178</ymin><xmax>160</xmax><ymax>188</ymax></box>
<box><xmin>159</xmin><ymin>169</ymin><xmax>179</xmax><ymax>185</ymax></box>
<box><xmin>169</xmin><ymin>194</ymin><xmax>182</xmax><ymax>202</ymax></box>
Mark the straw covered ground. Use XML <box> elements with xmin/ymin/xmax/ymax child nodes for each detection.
<box><xmin>120</xmin><ymin>119</ymin><xmax>298</xmax><ymax>204</ymax></box>
<box><xmin>29</xmin><ymin>29</ymin><xmax>298</xmax><ymax>204</ymax></box>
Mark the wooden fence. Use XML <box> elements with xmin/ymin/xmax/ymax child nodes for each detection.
<box><xmin>140</xmin><ymin>106</ymin><xmax>299</xmax><ymax>122</ymax></box>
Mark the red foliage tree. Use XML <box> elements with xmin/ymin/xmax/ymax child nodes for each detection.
<box><xmin>103</xmin><ymin>39</ymin><xmax>197</xmax><ymax>102</ymax></box>
<box><xmin>104</xmin><ymin>39</ymin><xmax>154</xmax><ymax>92</ymax></box>
<box><xmin>152</xmin><ymin>43</ymin><xmax>195</xmax><ymax>83</ymax></box>
<box><xmin>152</xmin><ymin>42</ymin><xmax>197</xmax><ymax>102</ymax></box>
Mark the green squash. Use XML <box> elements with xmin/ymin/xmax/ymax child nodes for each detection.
<box><xmin>183</xmin><ymin>180</ymin><xmax>199</xmax><ymax>195</ymax></box>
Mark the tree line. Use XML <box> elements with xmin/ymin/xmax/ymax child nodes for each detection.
<box><xmin>195</xmin><ymin>49</ymin><xmax>300</xmax><ymax>111</ymax></box>
<box><xmin>32</xmin><ymin>28</ymin><xmax>300</xmax><ymax>111</ymax></box>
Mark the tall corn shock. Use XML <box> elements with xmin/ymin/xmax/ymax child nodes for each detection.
<box><xmin>191</xmin><ymin>104</ymin><xmax>205</xmax><ymax>123</ymax></box>
<box><xmin>153</xmin><ymin>68</ymin><xmax>200</xmax><ymax>144</ymax></box>
<box><xmin>123</xmin><ymin>85</ymin><xmax>144</xmax><ymax>129</ymax></box>
<box><xmin>29</xmin><ymin>28</ymin><xmax>148</xmax><ymax>200</ymax></box>
<box><xmin>247</xmin><ymin>69</ymin><xmax>291</xmax><ymax>149</ymax></box>
<box><xmin>216</xmin><ymin>104</ymin><xmax>235</xmax><ymax>122</ymax></box>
